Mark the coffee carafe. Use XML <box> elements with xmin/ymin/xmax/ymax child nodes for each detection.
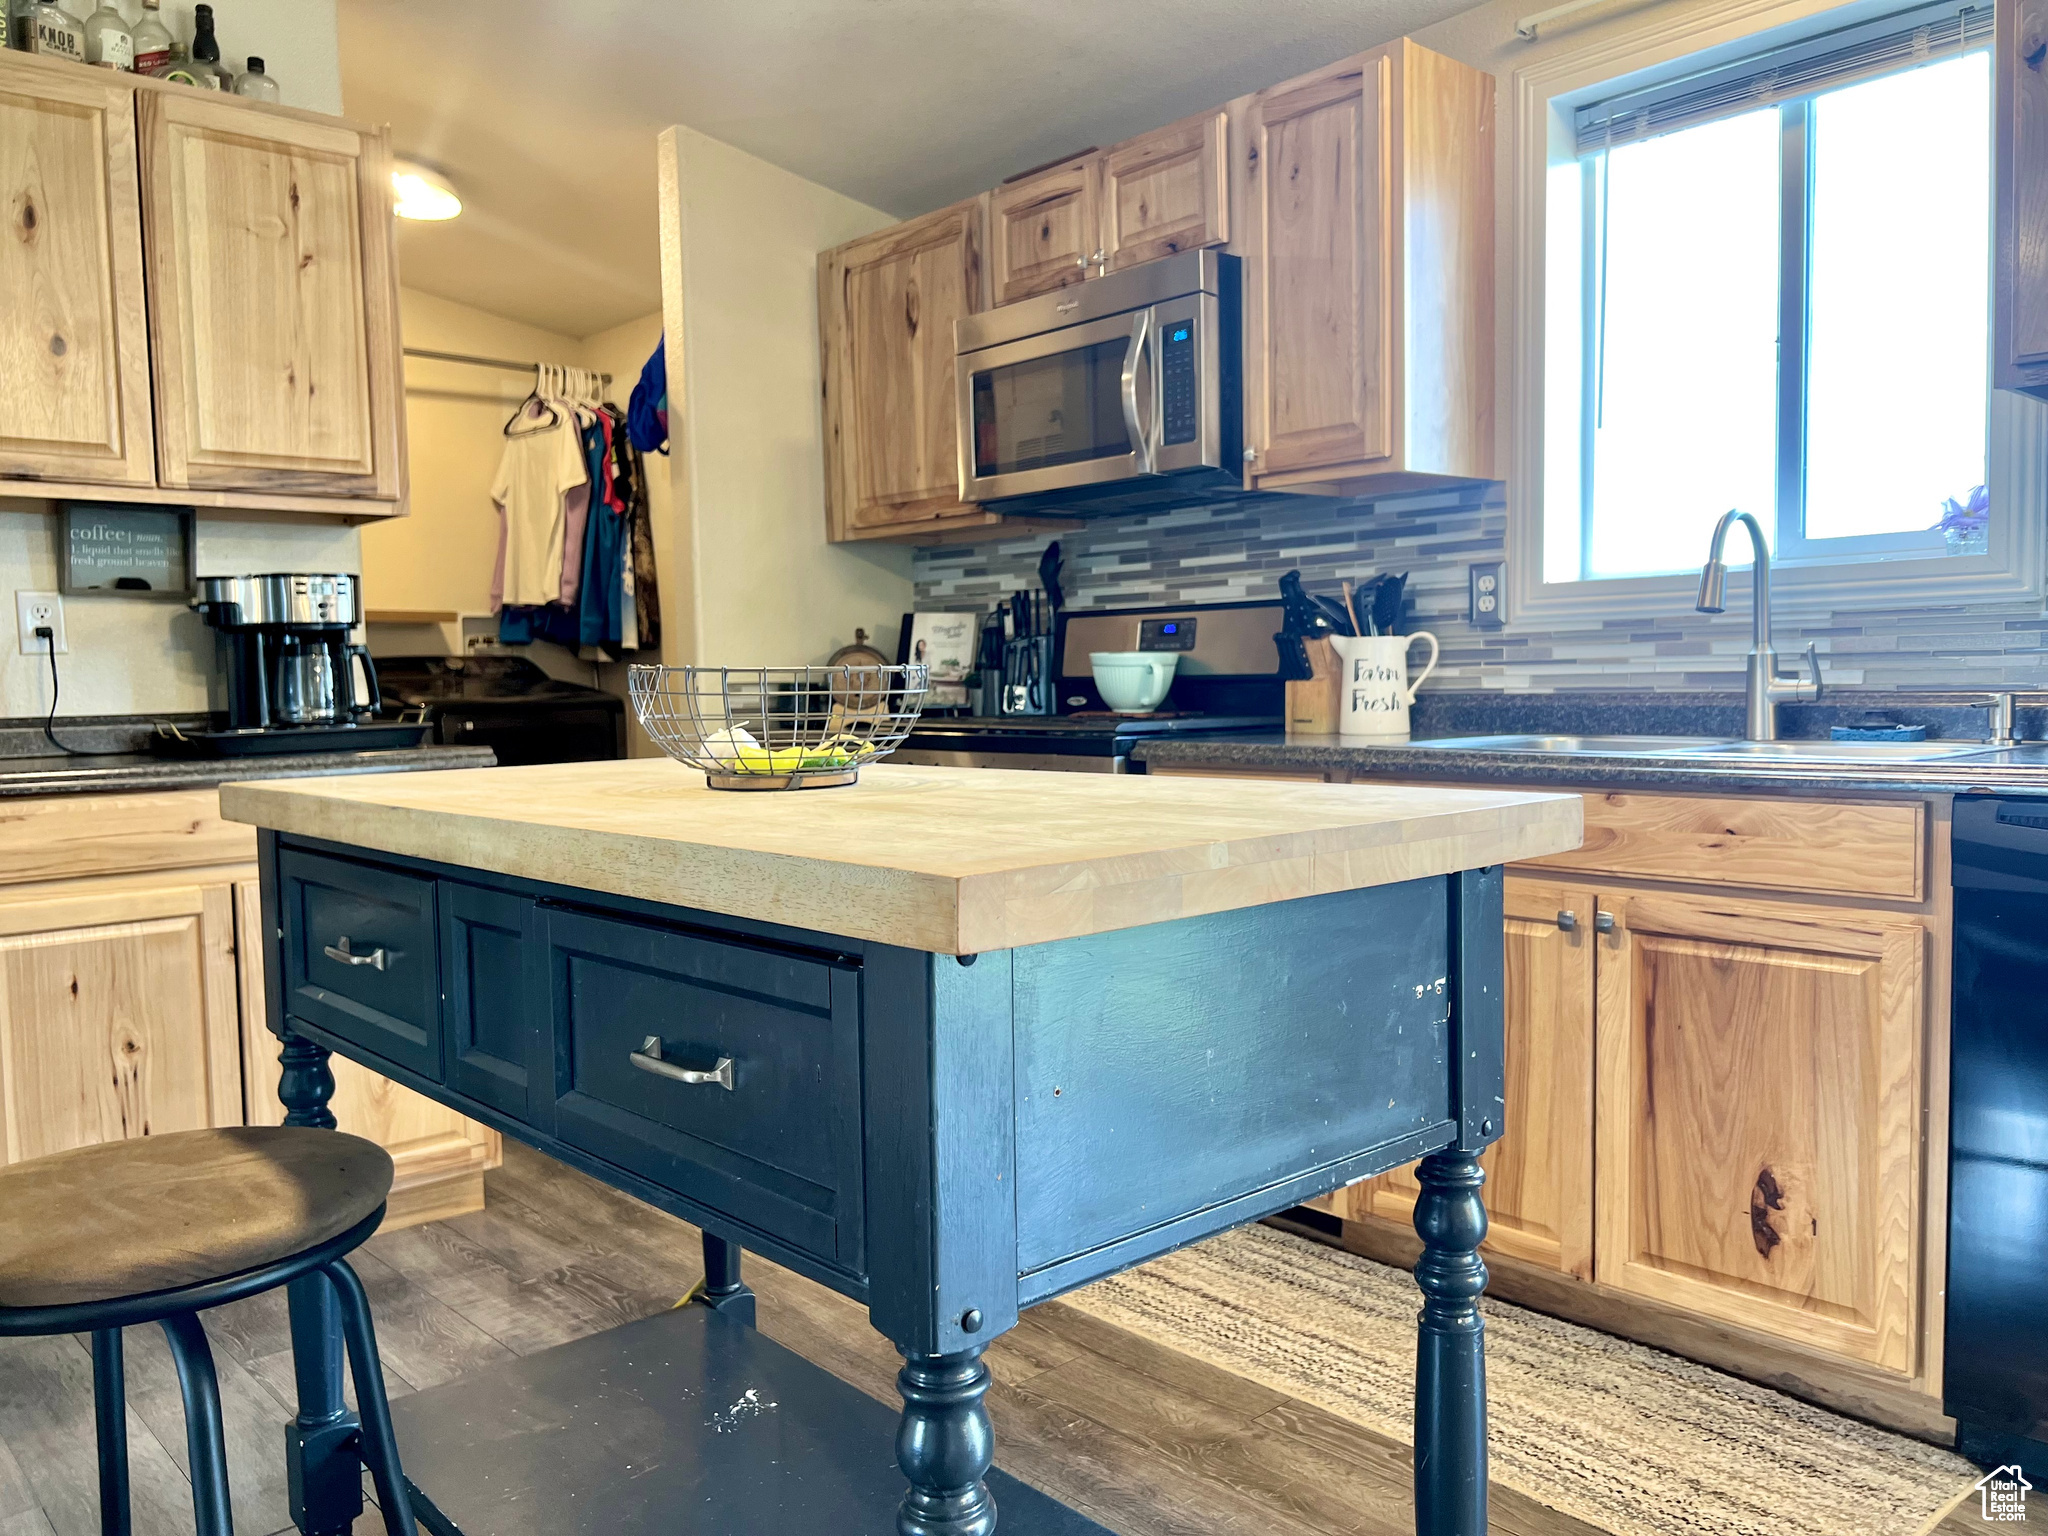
<box><xmin>192</xmin><ymin>574</ymin><xmax>381</xmax><ymax>731</ymax></box>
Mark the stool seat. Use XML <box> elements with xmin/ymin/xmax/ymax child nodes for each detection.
<box><xmin>0</xmin><ymin>1126</ymin><xmax>393</xmax><ymax>1310</ymax></box>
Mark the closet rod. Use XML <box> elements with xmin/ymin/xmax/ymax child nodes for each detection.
<box><xmin>402</xmin><ymin>346</ymin><xmax>612</xmax><ymax>386</ymax></box>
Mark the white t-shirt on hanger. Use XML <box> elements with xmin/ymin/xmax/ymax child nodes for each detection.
<box><xmin>491</xmin><ymin>406</ymin><xmax>588</xmax><ymax>609</ymax></box>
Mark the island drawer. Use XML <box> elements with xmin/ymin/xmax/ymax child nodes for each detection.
<box><xmin>543</xmin><ymin>906</ymin><xmax>865</xmax><ymax>1273</ymax></box>
<box><xmin>279</xmin><ymin>848</ymin><xmax>442</xmax><ymax>1080</ymax></box>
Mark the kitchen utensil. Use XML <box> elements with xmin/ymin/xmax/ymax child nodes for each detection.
<box><xmin>1370</xmin><ymin>572</ymin><xmax>1408</xmax><ymax>637</ymax></box>
<box><xmin>1038</xmin><ymin>542</ymin><xmax>1065</xmax><ymax>614</ymax></box>
<box><xmin>275</xmin><ymin>634</ymin><xmax>340</xmax><ymax>725</ymax></box>
<box><xmin>1275</xmin><ymin>572</ymin><xmax>1330</xmax><ymax>680</ymax></box>
<box><xmin>1310</xmin><ymin>594</ymin><xmax>1356</xmax><ymax>637</ymax></box>
<box><xmin>1002</xmin><ymin>636</ymin><xmax>1055</xmax><ymax>716</ymax></box>
<box><xmin>1341</xmin><ymin>580</ymin><xmax>1361</xmax><ymax>636</ymax></box>
<box><xmin>628</xmin><ymin>664</ymin><xmax>930</xmax><ymax>789</ymax></box>
<box><xmin>1090</xmin><ymin>651</ymin><xmax>1179</xmax><ymax>714</ymax></box>
<box><xmin>1330</xmin><ymin>632</ymin><xmax>1440</xmax><ymax>739</ymax></box>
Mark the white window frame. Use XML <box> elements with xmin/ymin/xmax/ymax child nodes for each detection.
<box><xmin>1507</xmin><ymin>0</ymin><xmax>2048</xmax><ymax>624</ymax></box>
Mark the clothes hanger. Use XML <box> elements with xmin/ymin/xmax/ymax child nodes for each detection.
<box><xmin>504</xmin><ymin>364</ymin><xmax>560</xmax><ymax>437</ymax></box>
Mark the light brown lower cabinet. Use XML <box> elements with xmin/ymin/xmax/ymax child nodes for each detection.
<box><xmin>0</xmin><ymin>792</ymin><xmax>495</xmax><ymax>1230</ymax></box>
<box><xmin>1595</xmin><ymin>889</ymin><xmax>1922</xmax><ymax>1373</ymax></box>
<box><xmin>1349</xmin><ymin>875</ymin><xmax>1597</xmax><ymax>1280</ymax></box>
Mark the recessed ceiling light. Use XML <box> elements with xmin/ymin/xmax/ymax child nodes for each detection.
<box><xmin>391</xmin><ymin>160</ymin><xmax>461</xmax><ymax>222</ymax></box>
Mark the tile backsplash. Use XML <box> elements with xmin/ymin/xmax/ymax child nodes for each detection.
<box><xmin>912</xmin><ymin>484</ymin><xmax>2048</xmax><ymax>692</ymax></box>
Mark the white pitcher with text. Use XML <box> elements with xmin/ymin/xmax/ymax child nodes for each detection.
<box><xmin>1330</xmin><ymin>632</ymin><xmax>1439</xmax><ymax>739</ymax></box>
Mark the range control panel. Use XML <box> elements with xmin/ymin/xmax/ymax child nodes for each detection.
<box><xmin>1160</xmin><ymin>317</ymin><xmax>1198</xmax><ymax>446</ymax></box>
<box><xmin>1137</xmin><ymin>617</ymin><xmax>1197</xmax><ymax>652</ymax></box>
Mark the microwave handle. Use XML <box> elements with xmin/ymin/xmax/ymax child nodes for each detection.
<box><xmin>1120</xmin><ymin>310</ymin><xmax>1154</xmax><ymax>474</ymax></box>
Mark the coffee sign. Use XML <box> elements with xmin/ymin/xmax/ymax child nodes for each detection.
<box><xmin>60</xmin><ymin>506</ymin><xmax>194</xmax><ymax>598</ymax></box>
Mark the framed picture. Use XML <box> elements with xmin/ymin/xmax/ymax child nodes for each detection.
<box><xmin>59</xmin><ymin>505</ymin><xmax>194</xmax><ymax>598</ymax></box>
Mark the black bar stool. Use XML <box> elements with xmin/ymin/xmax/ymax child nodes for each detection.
<box><xmin>0</xmin><ymin>1126</ymin><xmax>417</xmax><ymax>1536</ymax></box>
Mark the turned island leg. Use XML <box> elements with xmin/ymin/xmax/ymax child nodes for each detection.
<box><xmin>895</xmin><ymin>1346</ymin><xmax>996</xmax><ymax>1536</ymax></box>
<box><xmin>276</xmin><ymin>1032</ymin><xmax>366</xmax><ymax>1536</ymax></box>
<box><xmin>1412</xmin><ymin>1149</ymin><xmax>1489</xmax><ymax>1536</ymax></box>
<box><xmin>695</xmin><ymin>1232</ymin><xmax>756</xmax><ymax>1326</ymax></box>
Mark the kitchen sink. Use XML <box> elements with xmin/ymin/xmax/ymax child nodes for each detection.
<box><xmin>1403</xmin><ymin>734</ymin><xmax>1723</xmax><ymax>755</ymax></box>
<box><xmin>1672</xmin><ymin>740</ymin><xmax>1996</xmax><ymax>761</ymax></box>
<box><xmin>1401</xmin><ymin>733</ymin><xmax>2000</xmax><ymax>763</ymax></box>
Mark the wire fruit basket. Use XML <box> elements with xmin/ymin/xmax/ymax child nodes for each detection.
<box><xmin>628</xmin><ymin>664</ymin><xmax>930</xmax><ymax>790</ymax></box>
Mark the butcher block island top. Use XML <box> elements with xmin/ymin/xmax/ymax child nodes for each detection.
<box><xmin>218</xmin><ymin>757</ymin><xmax>1583</xmax><ymax>953</ymax></box>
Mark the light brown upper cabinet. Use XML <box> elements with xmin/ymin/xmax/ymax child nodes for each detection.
<box><xmin>1239</xmin><ymin>41</ymin><xmax>1494</xmax><ymax>496</ymax></box>
<box><xmin>0</xmin><ymin>62</ymin><xmax>155</xmax><ymax>487</ymax></box>
<box><xmin>139</xmin><ymin>90</ymin><xmax>404</xmax><ymax>499</ymax></box>
<box><xmin>1996</xmin><ymin>0</ymin><xmax>2048</xmax><ymax>398</ymax></box>
<box><xmin>819</xmin><ymin>195</ymin><xmax>1008</xmax><ymax>540</ymax></box>
<box><xmin>1595</xmin><ymin>890</ymin><xmax>1923</xmax><ymax>1375</ymax></box>
<box><xmin>1100</xmin><ymin>110</ymin><xmax>1229</xmax><ymax>273</ymax></box>
<box><xmin>988</xmin><ymin>111</ymin><xmax>1232</xmax><ymax>306</ymax></box>
<box><xmin>990</xmin><ymin>154</ymin><xmax>1099</xmax><ymax>306</ymax></box>
<box><xmin>0</xmin><ymin>51</ymin><xmax>406</xmax><ymax>517</ymax></box>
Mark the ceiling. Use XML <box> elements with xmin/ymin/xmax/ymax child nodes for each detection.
<box><xmin>339</xmin><ymin>0</ymin><xmax>1481</xmax><ymax>340</ymax></box>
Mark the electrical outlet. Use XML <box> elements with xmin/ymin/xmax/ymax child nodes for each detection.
<box><xmin>1468</xmin><ymin>563</ymin><xmax>1505</xmax><ymax>630</ymax></box>
<box><xmin>16</xmin><ymin>592</ymin><xmax>66</xmax><ymax>655</ymax></box>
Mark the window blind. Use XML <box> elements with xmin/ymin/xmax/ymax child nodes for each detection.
<box><xmin>1574</xmin><ymin>0</ymin><xmax>1992</xmax><ymax>154</ymax></box>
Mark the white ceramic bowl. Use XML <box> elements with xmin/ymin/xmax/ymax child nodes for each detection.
<box><xmin>1090</xmin><ymin>651</ymin><xmax>1179</xmax><ymax>714</ymax></box>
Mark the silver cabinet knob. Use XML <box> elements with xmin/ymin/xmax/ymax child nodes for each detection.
<box><xmin>1556</xmin><ymin>910</ymin><xmax>1578</xmax><ymax>931</ymax></box>
<box><xmin>1594</xmin><ymin>911</ymin><xmax>1616</xmax><ymax>934</ymax></box>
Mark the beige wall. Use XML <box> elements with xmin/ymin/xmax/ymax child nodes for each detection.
<box><xmin>658</xmin><ymin>125</ymin><xmax>912</xmax><ymax>670</ymax></box>
<box><xmin>362</xmin><ymin>290</ymin><xmax>588</xmax><ymax>620</ymax></box>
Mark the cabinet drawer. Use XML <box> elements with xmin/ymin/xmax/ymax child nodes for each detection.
<box><xmin>1515</xmin><ymin>792</ymin><xmax>1925</xmax><ymax>901</ymax></box>
<box><xmin>279</xmin><ymin>849</ymin><xmax>440</xmax><ymax>1078</ymax></box>
<box><xmin>545</xmin><ymin>907</ymin><xmax>864</xmax><ymax>1273</ymax></box>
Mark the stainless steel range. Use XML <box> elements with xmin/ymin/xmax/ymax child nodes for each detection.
<box><xmin>895</xmin><ymin>600</ymin><xmax>1284</xmax><ymax>772</ymax></box>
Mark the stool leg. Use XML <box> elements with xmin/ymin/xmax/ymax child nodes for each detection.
<box><xmin>159</xmin><ymin>1312</ymin><xmax>234</xmax><ymax>1536</ymax></box>
<box><xmin>91</xmin><ymin>1329</ymin><xmax>130</xmax><ymax>1536</ymax></box>
<box><xmin>322</xmin><ymin>1260</ymin><xmax>418</xmax><ymax>1536</ymax></box>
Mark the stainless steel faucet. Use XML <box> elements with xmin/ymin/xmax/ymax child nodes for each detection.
<box><xmin>1695</xmin><ymin>510</ymin><xmax>1821</xmax><ymax>741</ymax></box>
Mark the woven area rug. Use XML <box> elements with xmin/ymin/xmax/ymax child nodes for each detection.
<box><xmin>1063</xmin><ymin>1223</ymin><xmax>1978</xmax><ymax>1536</ymax></box>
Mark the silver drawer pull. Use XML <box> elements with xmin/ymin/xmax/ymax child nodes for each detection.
<box><xmin>323</xmin><ymin>937</ymin><xmax>388</xmax><ymax>971</ymax></box>
<box><xmin>631</xmin><ymin>1036</ymin><xmax>735</xmax><ymax>1091</ymax></box>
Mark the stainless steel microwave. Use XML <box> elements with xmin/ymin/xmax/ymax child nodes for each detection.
<box><xmin>954</xmin><ymin>249</ymin><xmax>1241</xmax><ymax>514</ymax></box>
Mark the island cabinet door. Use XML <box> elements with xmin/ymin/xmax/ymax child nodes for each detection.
<box><xmin>1594</xmin><ymin>891</ymin><xmax>1924</xmax><ymax>1374</ymax></box>
<box><xmin>542</xmin><ymin>907</ymin><xmax>866</xmax><ymax>1274</ymax></box>
<box><xmin>1349</xmin><ymin>875</ymin><xmax>1597</xmax><ymax>1279</ymax></box>
<box><xmin>441</xmin><ymin>882</ymin><xmax>545</xmax><ymax>1122</ymax></box>
<box><xmin>0</xmin><ymin>60</ymin><xmax>156</xmax><ymax>487</ymax></box>
<box><xmin>137</xmin><ymin>90</ymin><xmax>402</xmax><ymax>498</ymax></box>
<box><xmin>277</xmin><ymin>849</ymin><xmax>442</xmax><ymax>1081</ymax></box>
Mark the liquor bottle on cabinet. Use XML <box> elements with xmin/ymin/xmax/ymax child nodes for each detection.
<box><xmin>129</xmin><ymin>0</ymin><xmax>171</xmax><ymax>73</ymax></box>
<box><xmin>18</xmin><ymin>0</ymin><xmax>84</xmax><ymax>60</ymax></box>
<box><xmin>187</xmin><ymin>1</ymin><xmax>226</xmax><ymax>87</ymax></box>
<box><xmin>82</xmin><ymin>0</ymin><xmax>131</xmax><ymax>68</ymax></box>
<box><xmin>232</xmin><ymin>53</ymin><xmax>278</xmax><ymax>99</ymax></box>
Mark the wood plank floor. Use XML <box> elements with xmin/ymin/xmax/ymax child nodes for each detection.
<box><xmin>0</xmin><ymin>1142</ymin><xmax>1988</xmax><ymax>1535</ymax></box>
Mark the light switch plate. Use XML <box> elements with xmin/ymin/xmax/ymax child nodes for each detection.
<box><xmin>1468</xmin><ymin>563</ymin><xmax>1505</xmax><ymax>630</ymax></box>
<box><xmin>16</xmin><ymin>591</ymin><xmax>66</xmax><ymax>654</ymax></box>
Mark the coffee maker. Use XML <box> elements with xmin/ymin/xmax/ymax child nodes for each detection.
<box><xmin>154</xmin><ymin>574</ymin><xmax>425</xmax><ymax>757</ymax></box>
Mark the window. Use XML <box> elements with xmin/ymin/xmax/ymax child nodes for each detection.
<box><xmin>1547</xmin><ymin>4</ymin><xmax>1993</xmax><ymax>584</ymax></box>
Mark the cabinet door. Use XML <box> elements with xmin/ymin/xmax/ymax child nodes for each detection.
<box><xmin>1595</xmin><ymin>891</ymin><xmax>1922</xmax><ymax>1373</ymax></box>
<box><xmin>138</xmin><ymin>91</ymin><xmax>403</xmax><ymax>497</ymax></box>
<box><xmin>0</xmin><ymin>59</ymin><xmax>154</xmax><ymax>486</ymax></box>
<box><xmin>819</xmin><ymin>195</ymin><xmax>988</xmax><ymax>533</ymax></box>
<box><xmin>1349</xmin><ymin>876</ymin><xmax>1596</xmax><ymax>1279</ymax></box>
<box><xmin>1242</xmin><ymin>51</ymin><xmax>1393</xmax><ymax>478</ymax></box>
<box><xmin>0</xmin><ymin>880</ymin><xmax>241</xmax><ymax>1166</ymax></box>
<box><xmin>442</xmin><ymin>881</ymin><xmax>542</xmax><ymax>1121</ymax></box>
<box><xmin>1100</xmin><ymin>111</ymin><xmax>1229</xmax><ymax>273</ymax></box>
<box><xmin>1996</xmin><ymin>0</ymin><xmax>2048</xmax><ymax>396</ymax></box>
<box><xmin>990</xmin><ymin>154</ymin><xmax>1098</xmax><ymax>305</ymax></box>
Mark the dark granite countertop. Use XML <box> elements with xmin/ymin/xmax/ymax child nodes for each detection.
<box><xmin>1131</xmin><ymin>733</ymin><xmax>2048</xmax><ymax>797</ymax></box>
<box><xmin>1127</xmin><ymin>691</ymin><xmax>2048</xmax><ymax>797</ymax></box>
<box><xmin>0</xmin><ymin>745</ymin><xmax>497</xmax><ymax>799</ymax></box>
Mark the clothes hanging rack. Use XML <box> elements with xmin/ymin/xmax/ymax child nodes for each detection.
<box><xmin>402</xmin><ymin>347</ymin><xmax>612</xmax><ymax>387</ymax></box>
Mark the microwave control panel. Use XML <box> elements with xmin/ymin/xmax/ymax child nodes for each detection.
<box><xmin>1160</xmin><ymin>318</ymin><xmax>1198</xmax><ymax>446</ymax></box>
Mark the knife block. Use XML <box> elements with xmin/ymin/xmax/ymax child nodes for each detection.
<box><xmin>1286</xmin><ymin>638</ymin><xmax>1344</xmax><ymax>735</ymax></box>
